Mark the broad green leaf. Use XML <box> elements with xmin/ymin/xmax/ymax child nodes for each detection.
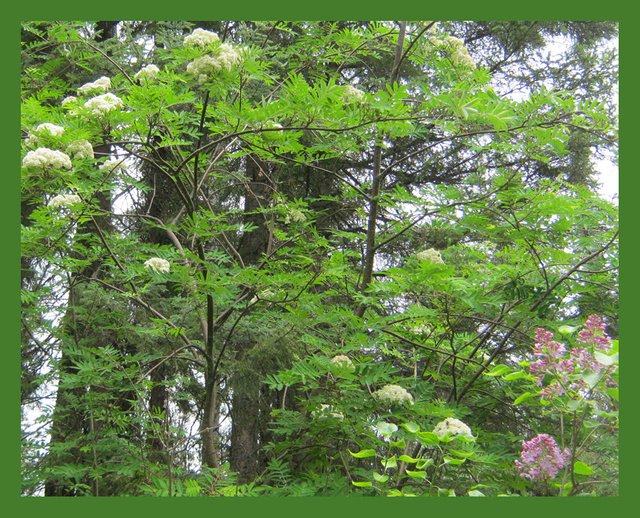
<box><xmin>381</xmin><ymin>455</ymin><xmax>397</xmax><ymax>470</ymax></box>
<box><xmin>574</xmin><ymin>461</ymin><xmax>594</xmax><ymax>475</ymax></box>
<box><xmin>390</xmin><ymin>438</ymin><xmax>407</xmax><ymax>449</ymax></box>
<box><xmin>503</xmin><ymin>370</ymin><xmax>530</xmax><ymax>381</ymax></box>
<box><xmin>401</xmin><ymin>421</ymin><xmax>420</xmax><ymax>433</ymax></box>
<box><xmin>468</xmin><ymin>490</ymin><xmax>485</xmax><ymax>496</ymax></box>
<box><xmin>594</xmin><ymin>351</ymin><xmax>618</xmax><ymax>366</ymax></box>
<box><xmin>349</xmin><ymin>449</ymin><xmax>376</xmax><ymax>459</ymax></box>
<box><xmin>351</xmin><ymin>481</ymin><xmax>372</xmax><ymax>488</ymax></box>
<box><xmin>513</xmin><ymin>392</ymin><xmax>534</xmax><ymax>405</ymax></box>
<box><xmin>416</xmin><ymin>431</ymin><xmax>440</xmax><ymax>445</ymax></box>
<box><xmin>449</xmin><ymin>449</ymin><xmax>476</xmax><ymax>459</ymax></box>
<box><xmin>484</xmin><ymin>364</ymin><xmax>511</xmax><ymax>377</ymax></box>
<box><xmin>416</xmin><ymin>458</ymin><xmax>434</xmax><ymax>469</ymax></box>
<box><xmin>376</xmin><ymin>421</ymin><xmax>398</xmax><ymax>437</ymax></box>
<box><xmin>373</xmin><ymin>472</ymin><xmax>389</xmax><ymax>483</ymax></box>
<box><xmin>398</xmin><ymin>455</ymin><xmax>419</xmax><ymax>463</ymax></box>
<box><xmin>405</xmin><ymin>470</ymin><xmax>427</xmax><ymax>480</ymax></box>
<box><xmin>558</xmin><ymin>325</ymin><xmax>579</xmax><ymax>335</ymax></box>
<box><xmin>606</xmin><ymin>387</ymin><xmax>619</xmax><ymax>401</ymax></box>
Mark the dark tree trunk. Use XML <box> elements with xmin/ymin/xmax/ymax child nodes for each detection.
<box><xmin>228</xmin><ymin>154</ymin><xmax>272</xmax><ymax>483</ymax></box>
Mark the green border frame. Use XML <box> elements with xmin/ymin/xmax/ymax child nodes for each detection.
<box><xmin>4</xmin><ymin>2</ymin><xmax>629</xmax><ymax>516</ymax></box>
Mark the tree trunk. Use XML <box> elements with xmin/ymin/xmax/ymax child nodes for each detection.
<box><xmin>228</xmin><ymin>154</ymin><xmax>272</xmax><ymax>483</ymax></box>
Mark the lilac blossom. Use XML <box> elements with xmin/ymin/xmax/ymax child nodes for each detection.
<box><xmin>515</xmin><ymin>434</ymin><xmax>570</xmax><ymax>481</ymax></box>
<box><xmin>576</xmin><ymin>314</ymin><xmax>612</xmax><ymax>352</ymax></box>
<box><xmin>527</xmin><ymin>316</ymin><xmax>615</xmax><ymax>399</ymax></box>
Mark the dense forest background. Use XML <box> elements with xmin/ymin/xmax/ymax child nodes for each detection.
<box><xmin>20</xmin><ymin>20</ymin><xmax>618</xmax><ymax>496</ymax></box>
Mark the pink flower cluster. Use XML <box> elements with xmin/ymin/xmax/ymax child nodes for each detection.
<box><xmin>515</xmin><ymin>433</ymin><xmax>570</xmax><ymax>481</ymax></box>
<box><xmin>528</xmin><ymin>315</ymin><xmax>614</xmax><ymax>399</ymax></box>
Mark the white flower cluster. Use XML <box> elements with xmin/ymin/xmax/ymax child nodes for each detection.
<box><xmin>47</xmin><ymin>194</ymin><xmax>81</xmax><ymax>208</ymax></box>
<box><xmin>372</xmin><ymin>384</ymin><xmax>414</xmax><ymax>406</ymax></box>
<box><xmin>259</xmin><ymin>289</ymin><xmax>275</xmax><ymax>299</ymax></box>
<box><xmin>78</xmin><ymin>76</ymin><xmax>112</xmax><ymax>95</ymax></box>
<box><xmin>25</xmin><ymin>123</ymin><xmax>65</xmax><ymax>146</ymax></box>
<box><xmin>331</xmin><ymin>355</ymin><xmax>355</xmax><ymax>370</ymax></box>
<box><xmin>61</xmin><ymin>95</ymin><xmax>77</xmax><ymax>107</ymax></box>
<box><xmin>284</xmin><ymin>208</ymin><xmax>306</xmax><ymax>224</ymax></box>
<box><xmin>416</xmin><ymin>248</ymin><xmax>444</xmax><ymax>264</ymax></box>
<box><xmin>343</xmin><ymin>85</ymin><xmax>365</xmax><ymax>102</ymax></box>
<box><xmin>186</xmin><ymin>42</ymin><xmax>245</xmax><ymax>83</ymax></box>
<box><xmin>432</xmin><ymin>36</ymin><xmax>475</xmax><ymax>70</ymax></box>
<box><xmin>99</xmin><ymin>158</ymin><xmax>125</xmax><ymax>173</ymax></box>
<box><xmin>144</xmin><ymin>257</ymin><xmax>170</xmax><ymax>273</ymax></box>
<box><xmin>432</xmin><ymin>417</ymin><xmax>474</xmax><ymax>439</ymax></box>
<box><xmin>412</xmin><ymin>323</ymin><xmax>430</xmax><ymax>335</ymax></box>
<box><xmin>312</xmin><ymin>404</ymin><xmax>344</xmax><ymax>421</ymax></box>
<box><xmin>22</xmin><ymin>147</ymin><xmax>72</xmax><ymax>171</ymax></box>
<box><xmin>183</xmin><ymin>28</ymin><xmax>220</xmax><ymax>48</ymax></box>
<box><xmin>83</xmin><ymin>93</ymin><xmax>124</xmax><ymax>115</ymax></box>
<box><xmin>134</xmin><ymin>64</ymin><xmax>160</xmax><ymax>82</ymax></box>
<box><xmin>35</xmin><ymin>123</ymin><xmax>65</xmax><ymax>137</ymax></box>
<box><xmin>66</xmin><ymin>140</ymin><xmax>94</xmax><ymax>160</ymax></box>
<box><xmin>186</xmin><ymin>55</ymin><xmax>221</xmax><ymax>83</ymax></box>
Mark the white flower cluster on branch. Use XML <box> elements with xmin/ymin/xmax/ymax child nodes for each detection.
<box><xmin>134</xmin><ymin>64</ymin><xmax>160</xmax><ymax>82</ymax></box>
<box><xmin>331</xmin><ymin>355</ymin><xmax>355</xmax><ymax>370</ymax></box>
<box><xmin>416</xmin><ymin>248</ymin><xmax>444</xmax><ymax>264</ymax></box>
<box><xmin>99</xmin><ymin>158</ymin><xmax>125</xmax><ymax>173</ymax></box>
<box><xmin>25</xmin><ymin>123</ymin><xmax>65</xmax><ymax>146</ymax></box>
<box><xmin>83</xmin><ymin>93</ymin><xmax>124</xmax><ymax>115</ymax></box>
<box><xmin>184</xmin><ymin>28</ymin><xmax>246</xmax><ymax>83</ymax></box>
<box><xmin>47</xmin><ymin>194</ymin><xmax>81</xmax><ymax>208</ymax></box>
<box><xmin>431</xmin><ymin>36</ymin><xmax>476</xmax><ymax>70</ymax></box>
<box><xmin>66</xmin><ymin>140</ymin><xmax>94</xmax><ymax>160</ymax></box>
<box><xmin>34</xmin><ymin>123</ymin><xmax>65</xmax><ymax>137</ymax></box>
<box><xmin>144</xmin><ymin>257</ymin><xmax>170</xmax><ymax>273</ymax></box>
<box><xmin>372</xmin><ymin>384</ymin><xmax>414</xmax><ymax>406</ymax></box>
<box><xmin>183</xmin><ymin>28</ymin><xmax>220</xmax><ymax>48</ymax></box>
<box><xmin>342</xmin><ymin>85</ymin><xmax>365</xmax><ymax>102</ymax></box>
<box><xmin>78</xmin><ymin>76</ymin><xmax>112</xmax><ymax>95</ymax></box>
<box><xmin>432</xmin><ymin>417</ymin><xmax>474</xmax><ymax>439</ymax></box>
<box><xmin>284</xmin><ymin>208</ymin><xmax>306</xmax><ymax>224</ymax></box>
<box><xmin>61</xmin><ymin>96</ymin><xmax>77</xmax><ymax>107</ymax></box>
<box><xmin>444</xmin><ymin>36</ymin><xmax>476</xmax><ymax>69</ymax></box>
<box><xmin>22</xmin><ymin>148</ymin><xmax>72</xmax><ymax>171</ymax></box>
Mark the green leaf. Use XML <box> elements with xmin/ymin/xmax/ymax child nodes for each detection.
<box><xmin>390</xmin><ymin>438</ymin><xmax>407</xmax><ymax>449</ymax></box>
<box><xmin>503</xmin><ymin>370</ymin><xmax>531</xmax><ymax>381</ymax></box>
<box><xmin>594</xmin><ymin>351</ymin><xmax>618</xmax><ymax>366</ymax></box>
<box><xmin>401</xmin><ymin>421</ymin><xmax>420</xmax><ymax>433</ymax></box>
<box><xmin>606</xmin><ymin>387</ymin><xmax>619</xmax><ymax>401</ymax></box>
<box><xmin>415</xmin><ymin>458</ymin><xmax>434</xmax><ymax>470</ymax></box>
<box><xmin>405</xmin><ymin>470</ymin><xmax>427</xmax><ymax>480</ymax></box>
<box><xmin>398</xmin><ymin>455</ymin><xmax>419</xmax><ymax>464</ymax></box>
<box><xmin>349</xmin><ymin>449</ymin><xmax>376</xmax><ymax>459</ymax></box>
<box><xmin>484</xmin><ymin>364</ymin><xmax>511</xmax><ymax>377</ymax></box>
<box><xmin>468</xmin><ymin>490</ymin><xmax>485</xmax><ymax>496</ymax></box>
<box><xmin>381</xmin><ymin>455</ymin><xmax>397</xmax><ymax>470</ymax></box>
<box><xmin>351</xmin><ymin>481</ymin><xmax>373</xmax><ymax>487</ymax></box>
<box><xmin>449</xmin><ymin>449</ymin><xmax>476</xmax><ymax>459</ymax></box>
<box><xmin>582</xmin><ymin>371</ymin><xmax>601</xmax><ymax>389</ymax></box>
<box><xmin>372</xmin><ymin>472</ymin><xmax>389</xmax><ymax>483</ymax></box>
<box><xmin>558</xmin><ymin>325</ymin><xmax>579</xmax><ymax>335</ymax></box>
<box><xmin>574</xmin><ymin>461</ymin><xmax>594</xmax><ymax>475</ymax></box>
<box><xmin>416</xmin><ymin>431</ymin><xmax>440</xmax><ymax>446</ymax></box>
<box><xmin>375</xmin><ymin>421</ymin><xmax>398</xmax><ymax>437</ymax></box>
<box><xmin>513</xmin><ymin>392</ymin><xmax>534</xmax><ymax>405</ymax></box>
